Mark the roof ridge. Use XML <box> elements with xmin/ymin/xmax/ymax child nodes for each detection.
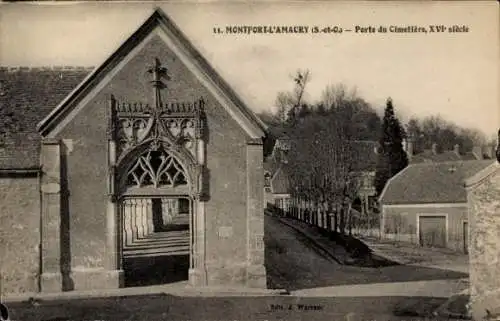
<box><xmin>0</xmin><ymin>66</ymin><xmax>95</xmax><ymax>73</ymax></box>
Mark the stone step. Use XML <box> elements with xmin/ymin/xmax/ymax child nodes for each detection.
<box><xmin>124</xmin><ymin>240</ymin><xmax>189</xmax><ymax>250</ymax></box>
<box><xmin>123</xmin><ymin>245</ymin><xmax>189</xmax><ymax>258</ymax></box>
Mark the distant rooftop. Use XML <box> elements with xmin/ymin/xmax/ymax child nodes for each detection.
<box><xmin>380</xmin><ymin>159</ymin><xmax>494</xmax><ymax>205</ymax></box>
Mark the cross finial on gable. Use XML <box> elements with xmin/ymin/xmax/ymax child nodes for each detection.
<box><xmin>147</xmin><ymin>58</ymin><xmax>170</xmax><ymax>110</ymax></box>
<box><xmin>147</xmin><ymin>58</ymin><xmax>170</xmax><ymax>89</ymax></box>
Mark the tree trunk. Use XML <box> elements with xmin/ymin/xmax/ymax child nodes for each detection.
<box><xmin>347</xmin><ymin>202</ymin><xmax>353</xmax><ymax>236</ymax></box>
<box><xmin>334</xmin><ymin>203</ymin><xmax>339</xmax><ymax>232</ymax></box>
<box><xmin>339</xmin><ymin>205</ymin><xmax>345</xmax><ymax>235</ymax></box>
<box><xmin>326</xmin><ymin>201</ymin><xmax>332</xmax><ymax>231</ymax></box>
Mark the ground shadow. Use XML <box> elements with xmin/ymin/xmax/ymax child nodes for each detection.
<box><xmin>122</xmin><ymin>254</ymin><xmax>189</xmax><ymax>287</ymax></box>
<box><xmin>156</xmin><ymin>223</ymin><xmax>189</xmax><ymax>232</ymax></box>
<box><xmin>264</xmin><ymin>213</ymin><xmax>468</xmax><ymax>291</ymax></box>
<box><xmin>60</xmin><ymin>143</ymin><xmax>74</xmax><ymax>292</ymax></box>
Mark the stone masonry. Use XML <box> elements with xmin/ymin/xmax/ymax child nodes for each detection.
<box><xmin>466</xmin><ymin>161</ymin><xmax>500</xmax><ymax>320</ymax></box>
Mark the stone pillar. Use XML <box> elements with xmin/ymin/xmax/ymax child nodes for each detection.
<box><xmin>138</xmin><ymin>198</ymin><xmax>147</xmax><ymax>238</ymax></box>
<box><xmin>465</xmin><ymin>162</ymin><xmax>500</xmax><ymax>320</ymax></box>
<box><xmin>245</xmin><ymin>141</ymin><xmax>266</xmax><ymax>288</ymax></box>
<box><xmin>189</xmin><ymin>138</ymin><xmax>207</xmax><ymax>286</ymax></box>
<box><xmin>123</xmin><ymin>199</ymin><xmax>133</xmax><ymax>247</ymax></box>
<box><xmin>106</xmin><ymin>198</ymin><xmax>119</xmax><ymax>267</ymax></box>
<box><xmin>103</xmin><ymin>97</ymin><xmax>124</xmax><ymax>287</ymax></box>
<box><xmin>161</xmin><ymin>198</ymin><xmax>177</xmax><ymax>224</ymax></box>
<box><xmin>40</xmin><ymin>139</ymin><xmax>63</xmax><ymax>292</ymax></box>
<box><xmin>146</xmin><ymin>198</ymin><xmax>154</xmax><ymax>235</ymax></box>
<box><xmin>131</xmin><ymin>199</ymin><xmax>140</xmax><ymax>241</ymax></box>
<box><xmin>135</xmin><ymin>198</ymin><xmax>143</xmax><ymax>238</ymax></box>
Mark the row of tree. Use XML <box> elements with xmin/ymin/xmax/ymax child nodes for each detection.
<box><xmin>260</xmin><ymin>70</ymin><xmax>489</xmax><ymax>235</ymax></box>
<box><xmin>263</xmin><ymin>71</ymin><xmax>396</xmax><ymax>234</ymax></box>
<box><xmin>405</xmin><ymin>115</ymin><xmax>488</xmax><ymax>154</ymax></box>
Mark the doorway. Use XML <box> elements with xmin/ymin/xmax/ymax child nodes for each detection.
<box><xmin>121</xmin><ymin>196</ymin><xmax>191</xmax><ymax>287</ymax></box>
<box><xmin>418</xmin><ymin>215</ymin><xmax>447</xmax><ymax>248</ymax></box>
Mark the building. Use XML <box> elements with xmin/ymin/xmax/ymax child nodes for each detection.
<box><xmin>264</xmin><ymin>165</ymin><xmax>291</xmax><ymax>214</ymax></box>
<box><xmin>0</xmin><ymin>8</ymin><xmax>268</xmax><ymax>295</ymax></box>
<box><xmin>263</xmin><ymin>136</ymin><xmax>291</xmax><ymax>213</ymax></box>
<box><xmin>379</xmin><ymin>160</ymin><xmax>494</xmax><ymax>252</ymax></box>
<box><xmin>403</xmin><ymin>139</ymin><xmax>495</xmax><ymax>164</ymax></box>
<box><xmin>465</xmin><ymin>159</ymin><xmax>500</xmax><ymax>320</ymax></box>
<box><xmin>350</xmin><ymin>140</ymin><xmax>379</xmax><ymax>214</ymax></box>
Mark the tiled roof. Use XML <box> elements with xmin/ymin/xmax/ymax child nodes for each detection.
<box><xmin>380</xmin><ymin>160</ymin><xmax>494</xmax><ymax>205</ymax></box>
<box><xmin>0</xmin><ymin>67</ymin><xmax>92</xmax><ymax>169</ymax></box>
<box><xmin>263</xmin><ymin>157</ymin><xmax>280</xmax><ymax>176</ymax></box>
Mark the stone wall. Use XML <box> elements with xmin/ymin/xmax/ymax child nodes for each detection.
<box><xmin>466</xmin><ymin>162</ymin><xmax>500</xmax><ymax>320</ymax></box>
<box><xmin>0</xmin><ymin>176</ymin><xmax>40</xmax><ymax>294</ymax></box>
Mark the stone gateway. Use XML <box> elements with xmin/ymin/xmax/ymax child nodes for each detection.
<box><xmin>0</xmin><ymin>8</ymin><xmax>267</xmax><ymax>295</ymax></box>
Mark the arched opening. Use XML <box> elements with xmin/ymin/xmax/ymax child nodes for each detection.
<box><xmin>118</xmin><ymin>147</ymin><xmax>193</xmax><ymax>287</ymax></box>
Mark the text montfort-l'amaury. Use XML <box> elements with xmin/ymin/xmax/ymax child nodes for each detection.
<box><xmin>354</xmin><ymin>25</ymin><xmax>469</xmax><ymax>33</ymax></box>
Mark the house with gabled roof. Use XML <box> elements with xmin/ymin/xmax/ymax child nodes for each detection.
<box><xmin>263</xmin><ymin>135</ymin><xmax>291</xmax><ymax>213</ymax></box>
<box><xmin>0</xmin><ymin>8</ymin><xmax>268</xmax><ymax>296</ymax></box>
<box><xmin>379</xmin><ymin>160</ymin><xmax>494</xmax><ymax>253</ymax></box>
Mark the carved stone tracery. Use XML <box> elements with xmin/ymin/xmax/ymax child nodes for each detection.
<box><xmin>113</xmin><ymin>100</ymin><xmax>204</xmax><ymax>163</ymax></box>
<box><xmin>126</xmin><ymin>149</ymin><xmax>188</xmax><ymax>188</ymax></box>
<box><xmin>108</xmin><ymin>58</ymin><xmax>206</xmax><ymax>198</ymax></box>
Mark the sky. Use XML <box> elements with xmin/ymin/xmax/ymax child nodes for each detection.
<box><xmin>0</xmin><ymin>1</ymin><xmax>498</xmax><ymax>137</ymax></box>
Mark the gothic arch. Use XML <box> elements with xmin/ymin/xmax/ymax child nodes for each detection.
<box><xmin>104</xmin><ymin>59</ymin><xmax>208</xmax><ymax>287</ymax></box>
<box><xmin>115</xmin><ymin>138</ymin><xmax>197</xmax><ymax>198</ymax></box>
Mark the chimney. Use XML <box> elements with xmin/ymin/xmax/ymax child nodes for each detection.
<box><xmin>453</xmin><ymin>144</ymin><xmax>460</xmax><ymax>156</ymax></box>
<box><xmin>472</xmin><ymin>146</ymin><xmax>483</xmax><ymax>160</ymax></box>
<box><xmin>431</xmin><ymin>143</ymin><xmax>438</xmax><ymax>155</ymax></box>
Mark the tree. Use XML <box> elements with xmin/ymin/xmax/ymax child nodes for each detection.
<box><xmin>375</xmin><ymin>98</ymin><xmax>409</xmax><ymax>195</ymax></box>
<box><xmin>274</xmin><ymin>92</ymin><xmax>294</xmax><ymax>124</ymax></box>
<box><xmin>404</xmin><ymin>114</ymin><xmax>488</xmax><ymax>154</ymax></box>
<box><xmin>286</xmin><ymin>83</ymin><xmax>380</xmax><ymax>234</ymax></box>
<box><xmin>286</xmin><ymin>69</ymin><xmax>311</xmax><ymax>124</ymax></box>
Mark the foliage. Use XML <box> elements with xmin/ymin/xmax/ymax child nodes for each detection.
<box><xmin>284</xmin><ymin>82</ymin><xmax>381</xmax><ymax>233</ymax></box>
<box><xmin>374</xmin><ymin>98</ymin><xmax>408</xmax><ymax>195</ymax></box>
<box><xmin>271</xmin><ymin>69</ymin><xmax>311</xmax><ymax>126</ymax></box>
<box><xmin>405</xmin><ymin>114</ymin><xmax>488</xmax><ymax>154</ymax></box>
